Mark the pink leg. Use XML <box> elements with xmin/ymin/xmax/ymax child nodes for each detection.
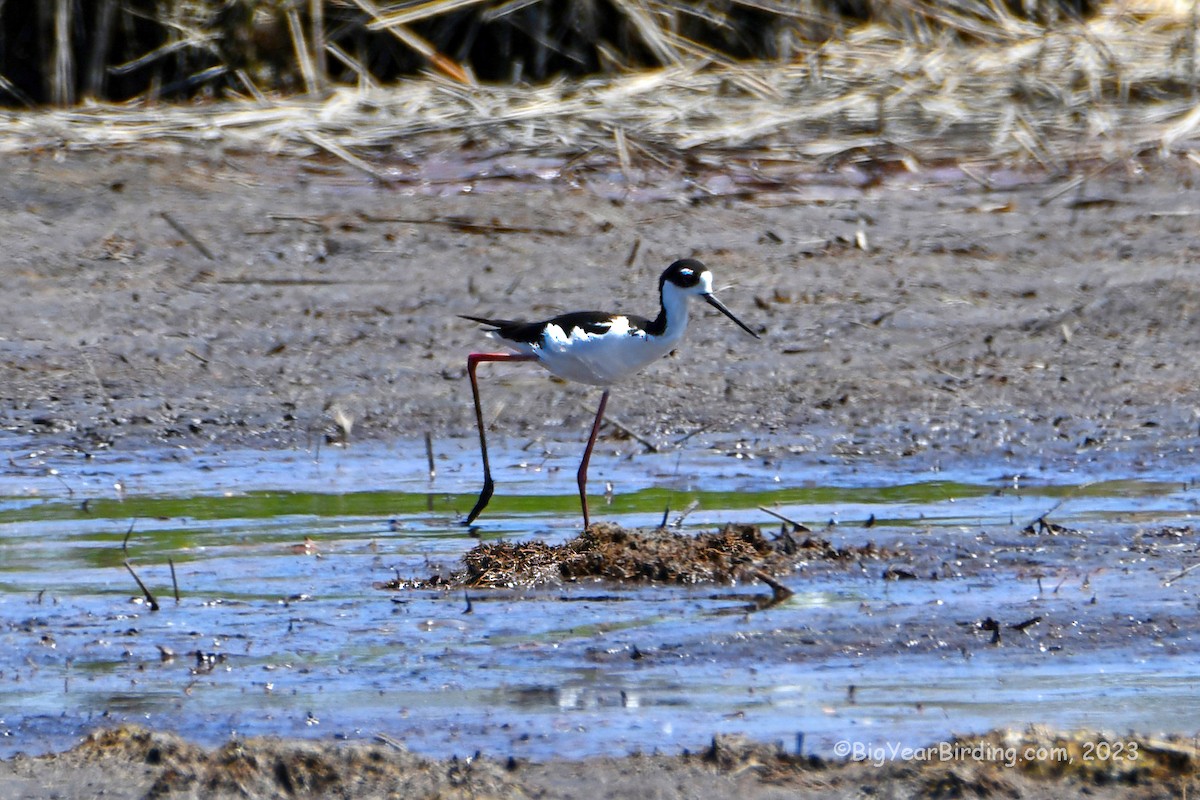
<box><xmin>464</xmin><ymin>352</ymin><xmax>537</xmax><ymax>526</ymax></box>
<box><xmin>576</xmin><ymin>390</ymin><xmax>610</xmax><ymax>530</ymax></box>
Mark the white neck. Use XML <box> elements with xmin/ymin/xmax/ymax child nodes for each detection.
<box><xmin>656</xmin><ymin>283</ymin><xmax>693</xmax><ymax>343</ymax></box>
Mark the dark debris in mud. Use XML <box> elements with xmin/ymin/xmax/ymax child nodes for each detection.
<box><xmin>1023</xmin><ymin>516</ymin><xmax>1082</xmax><ymax>536</ymax></box>
<box><xmin>69</xmin><ymin>726</ymin><xmax>523</xmax><ymax>800</ymax></box>
<box><xmin>25</xmin><ymin>725</ymin><xmax>1199</xmax><ymax>800</ymax></box>
<box><xmin>694</xmin><ymin>729</ymin><xmax>1200</xmax><ymax>797</ymax></box>
<box><xmin>379</xmin><ymin>523</ymin><xmax>894</xmax><ymax>591</ymax></box>
<box><xmin>974</xmin><ymin>728</ymin><xmax>1200</xmax><ymax>785</ymax></box>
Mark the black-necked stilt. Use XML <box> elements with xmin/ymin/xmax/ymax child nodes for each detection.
<box><xmin>461</xmin><ymin>258</ymin><xmax>759</xmax><ymax>529</ymax></box>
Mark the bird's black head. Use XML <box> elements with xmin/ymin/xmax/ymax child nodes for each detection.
<box><xmin>658</xmin><ymin>258</ymin><xmax>760</xmax><ymax>339</ymax></box>
<box><xmin>660</xmin><ymin>259</ymin><xmax>707</xmax><ymax>291</ymax></box>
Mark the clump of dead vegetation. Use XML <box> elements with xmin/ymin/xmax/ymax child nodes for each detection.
<box><xmin>380</xmin><ymin>522</ymin><xmax>890</xmax><ymax>590</ymax></box>
<box><xmin>0</xmin><ymin>0</ymin><xmax>1197</xmax><ymax>172</ymax></box>
<box><xmin>980</xmin><ymin>727</ymin><xmax>1200</xmax><ymax>782</ymax></box>
<box><xmin>48</xmin><ymin>723</ymin><xmax>1200</xmax><ymax>799</ymax></box>
<box><xmin>3</xmin><ymin>0</ymin><xmax>1115</xmax><ymax>106</ymax></box>
<box><xmin>699</xmin><ymin>727</ymin><xmax>1200</xmax><ymax>794</ymax></box>
<box><xmin>72</xmin><ymin>725</ymin><xmax>523</xmax><ymax>799</ymax></box>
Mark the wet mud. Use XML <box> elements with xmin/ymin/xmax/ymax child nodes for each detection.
<box><xmin>2</xmin><ymin>150</ymin><xmax>1199</xmax><ymax>470</ymax></box>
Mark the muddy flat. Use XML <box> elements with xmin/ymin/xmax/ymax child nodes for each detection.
<box><xmin>2</xmin><ymin>148</ymin><xmax>1199</xmax><ymax>799</ymax></box>
<box><xmin>4</xmin><ymin>150</ymin><xmax>1199</xmax><ymax>459</ymax></box>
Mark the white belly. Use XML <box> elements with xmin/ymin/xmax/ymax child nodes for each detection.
<box><xmin>497</xmin><ymin>319</ymin><xmax>681</xmax><ymax>386</ymax></box>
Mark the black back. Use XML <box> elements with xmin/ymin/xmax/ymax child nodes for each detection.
<box><xmin>461</xmin><ymin>311</ymin><xmax>655</xmax><ymax>343</ymax></box>
<box><xmin>462</xmin><ymin>258</ymin><xmax>708</xmax><ymax>342</ymax></box>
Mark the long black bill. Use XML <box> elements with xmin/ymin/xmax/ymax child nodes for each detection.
<box><xmin>704</xmin><ymin>294</ymin><xmax>760</xmax><ymax>339</ymax></box>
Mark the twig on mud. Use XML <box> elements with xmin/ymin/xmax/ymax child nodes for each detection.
<box><xmin>1164</xmin><ymin>561</ymin><xmax>1200</xmax><ymax>587</ymax></box>
<box><xmin>124</xmin><ymin>560</ymin><xmax>160</xmax><ymax>611</ymax></box>
<box><xmin>1038</xmin><ymin>174</ymin><xmax>1085</xmax><ymax>205</ymax></box>
<box><xmin>1024</xmin><ymin>515</ymin><xmax>1079</xmax><ymax>536</ymax></box>
<box><xmin>48</xmin><ymin>469</ymin><xmax>74</xmax><ymax>497</ymax></box>
<box><xmin>121</xmin><ymin>520</ymin><xmax>136</xmax><ymax>555</ymax></box>
<box><xmin>160</xmin><ymin>211</ymin><xmax>215</xmax><ymax>261</ymax></box>
<box><xmin>671</xmin><ymin>499</ymin><xmax>700</xmax><ymax>528</ymax></box>
<box><xmin>268</xmin><ymin>212</ymin><xmax>329</xmax><ymax>229</ymax></box>
<box><xmin>1022</xmin><ymin>490</ymin><xmax>1090</xmax><ymax>535</ymax></box>
<box><xmin>169</xmin><ymin>557</ymin><xmax>180</xmax><ymax>604</ymax></box>
<box><xmin>672</xmin><ymin>421</ymin><xmax>716</xmax><ymax>447</ymax></box>
<box><xmin>301</xmin><ymin>130</ymin><xmax>392</xmax><ymax>182</ymax></box>
<box><xmin>424</xmin><ymin>431</ymin><xmax>436</xmax><ymax>480</ymax></box>
<box><xmin>957</xmin><ymin>163</ymin><xmax>993</xmax><ymax>190</ymax></box>
<box><xmin>374</xmin><ymin>732</ymin><xmax>406</xmax><ymax>751</ymax></box>
<box><xmin>594</xmin><ymin>407</ymin><xmax>659</xmax><ymax>453</ymax></box>
<box><xmin>757</xmin><ymin>505</ymin><xmax>812</xmax><ymax>533</ymax></box>
<box><xmin>749</xmin><ymin>568</ymin><xmax>794</xmax><ymax>607</ymax></box>
<box><xmin>358</xmin><ymin>213</ymin><xmax>573</xmax><ymax>237</ymax></box>
<box><xmin>625</xmin><ymin>237</ymin><xmax>641</xmax><ymax>267</ymax></box>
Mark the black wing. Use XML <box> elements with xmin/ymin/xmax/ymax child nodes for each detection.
<box><xmin>462</xmin><ymin>311</ymin><xmax>656</xmax><ymax>344</ymax></box>
<box><xmin>460</xmin><ymin>314</ymin><xmax>546</xmax><ymax>345</ymax></box>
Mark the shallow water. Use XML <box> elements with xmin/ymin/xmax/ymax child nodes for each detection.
<box><xmin>1</xmin><ymin>436</ymin><xmax>1198</xmax><ymax>760</ymax></box>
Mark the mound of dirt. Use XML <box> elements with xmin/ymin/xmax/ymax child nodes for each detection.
<box><xmin>380</xmin><ymin>523</ymin><xmax>891</xmax><ymax>590</ymax></box>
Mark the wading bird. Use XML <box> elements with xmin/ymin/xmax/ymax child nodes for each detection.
<box><xmin>462</xmin><ymin>258</ymin><xmax>759</xmax><ymax>528</ymax></box>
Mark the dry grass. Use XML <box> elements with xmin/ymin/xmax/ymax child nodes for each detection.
<box><xmin>2</xmin><ymin>0</ymin><xmax>1118</xmax><ymax>106</ymax></box>
<box><xmin>66</xmin><ymin>722</ymin><xmax>1200</xmax><ymax>798</ymax></box>
<box><xmin>0</xmin><ymin>3</ymin><xmax>1196</xmax><ymax>172</ymax></box>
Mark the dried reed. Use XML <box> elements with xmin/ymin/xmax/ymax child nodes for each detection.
<box><xmin>0</xmin><ymin>0</ymin><xmax>1164</xmax><ymax>107</ymax></box>
<box><xmin>0</xmin><ymin>1</ymin><xmax>1193</xmax><ymax>171</ymax></box>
